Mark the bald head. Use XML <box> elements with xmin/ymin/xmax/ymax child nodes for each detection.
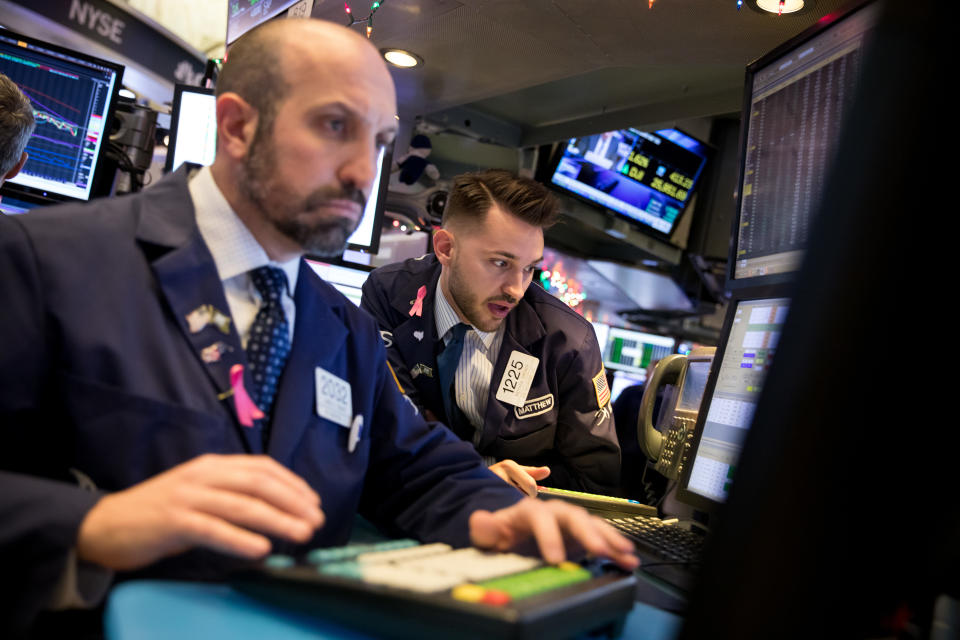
<box><xmin>217</xmin><ymin>19</ymin><xmax>392</xmax><ymax>139</ymax></box>
<box><xmin>209</xmin><ymin>18</ymin><xmax>398</xmax><ymax>262</ymax></box>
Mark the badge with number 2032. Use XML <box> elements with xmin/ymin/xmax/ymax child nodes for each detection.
<box><xmin>495</xmin><ymin>351</ymin><xmax>539</xmax><ymax>408</ymax></box>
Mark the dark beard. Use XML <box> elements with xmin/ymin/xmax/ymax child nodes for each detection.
<box><xmin>446</xmin><ymin>255</ymin><xmax>516</xmax><ymax>332</ymax></box>
<box><xmin>240</xmin><ymin>125</ymin><xmax>367</xmax><ymax>257</ymax></box>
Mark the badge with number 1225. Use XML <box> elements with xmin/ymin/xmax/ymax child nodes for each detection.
<box><xmin>495</xmin><ymin>351</ymin><xmax>539</xmax><ymax>408</ymax></box>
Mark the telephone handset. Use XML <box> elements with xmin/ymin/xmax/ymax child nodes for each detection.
<box><xmin>637</xmin><ymin>347</ymin><xmax>715</xmax><ymax>480</ymax></box>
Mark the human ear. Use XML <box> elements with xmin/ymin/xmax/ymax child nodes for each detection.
<box><xmin>215</xmin><ymin>92</ymin><xmax>259</xmax><ymax>161</ymax></box>
<box><xmin>433</xmin><ymin>228</ymin><xmax>455</xmax><ymax>266</ymax></box>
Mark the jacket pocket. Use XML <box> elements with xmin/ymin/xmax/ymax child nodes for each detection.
<box><xmin>61</xmin><ymin>372</ymin><xmax>231</xmax><ymax>489</ymax></box>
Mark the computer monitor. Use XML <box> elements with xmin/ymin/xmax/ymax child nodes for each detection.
<box><xmin>610</xmin><ymin>370</ymin><xmax>646</xmax><ymax>404</ymax></box>
<box><xmin>306</xmin><ymin>259</ymin><xmax>372</xmax><ymax>307</ymax></box>
<box><xmin>727</xmin><ymin>0</ymin><xmax>881</xmax><ymax>289</ymax></box>
<box><xmin>226</xmin><ymin>0</ymin><xmax>305</xmax><ymax>45</ymax></box>
<box><xmin>164</xmin><ymin>85</ymin><xmax>216</xmax><ymax>174</ymax></box>
<box><xmin>675</xmin><ymin>291</ymin><xmax>790</xmax><ymax>512</ymax></box>
<box><xmin>344</xmin><ymin>143</ymin><xmax>391</xmax><ymax>255</ymax></box>
<box><xmin>600</xmin><ymin>326</ymin><xmax>676</xmax><ymax>376</ymax></box>
<box><xmin>0</xmin><ymin>29</ymin><xmax>123</xmax><ymax>204</ymax></box>
<box><xmin>546</xmin><ymin>127</ymin><xmax>711</xmax><ymax>240</ymax></box>
<box><xmin>679</xmin><ymin>4</ymin><xmax>955</xmax><ymax>635</ymax></box>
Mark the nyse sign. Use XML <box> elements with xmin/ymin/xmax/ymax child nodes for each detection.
<box><xmin>6</xmin><ymin>0</ymin><xmax>205</xmax><ymax>90</ymax></box>
<box><xmin>68</xmin><ymin>0</ymin><xmax>125</xmax><ymax>45</ymax></box>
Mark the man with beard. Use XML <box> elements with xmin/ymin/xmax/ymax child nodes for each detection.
<box><xmin>360</xmin><ymin>170</ymin><xmax>621</xmax><ymax>496</ymax></box>
<box><xmin>0</xmin><ymin>19</ymin><xmax>636</xmax><ymax>637</ymax></box>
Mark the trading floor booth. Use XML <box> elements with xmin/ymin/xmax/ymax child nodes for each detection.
<box><xmin>3</xmin><ymin>0</ymin><xmax>955</xmax><ymax>637</ymax></box>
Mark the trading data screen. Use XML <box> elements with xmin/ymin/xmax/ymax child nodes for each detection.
<box><xmin>0</xmin><ymin>33</ymin><xmax>120</xmax><ymax>201</ymax></box>
<box><xmin>601</xmin><ymin>327</ymin><xmax>675</xmax><ymax>376</ymax></box>
<box><xmin>733</xmin><ymin>2</ymin><xmax>879</xmax><ymax>281</ymax></box>
<box><xmin>684</xmin><ymin>297</ymin><xmax>790</xmax><ymax>503</ymax></box>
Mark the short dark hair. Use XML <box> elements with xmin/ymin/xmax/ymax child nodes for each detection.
<box><xmin>443</xmin><ymin>169</ymin><xmax>559</xmax><ymax>229</ymax></box>
<box><xmin>0</xmin><ymin>73</ymin><xmax>36</xmax><ymax>177</ymax></box>
<box><xmin>215</xmin><ymin>21</ymin><xmax>291</xmax><ymax>135</ymax></box>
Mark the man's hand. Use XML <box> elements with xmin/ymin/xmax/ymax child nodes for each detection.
<box><xmin>469</xmin><ymin>497</ymin><xmax>639</xmax><ymax>570</ymax></box>
<box><xmin>488</xmin><ymin>460</ymin><xmax>550</xmax><ymax>497</ymax></box>
<box><xmin>76</xmin><ymin>454</ymin><xmax>324</xmax><ymax>571</ymax></box>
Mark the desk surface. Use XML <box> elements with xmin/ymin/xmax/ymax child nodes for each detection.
<box><xmin>104</xmin><ymin>580</ymin><xmax>683</xmax><ymax>640</ymax></box>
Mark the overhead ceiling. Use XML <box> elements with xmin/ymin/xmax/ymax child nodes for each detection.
<box><xmin>308</xmin><ymin>0</ymin><xmax>851</xmax><ymax>141</ymax></box>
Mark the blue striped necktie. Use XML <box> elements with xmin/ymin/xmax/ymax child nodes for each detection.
<box><xmin>246</xmin><ymin>266</ymin><xmax>291</xmax><ymax>433</ymax></box>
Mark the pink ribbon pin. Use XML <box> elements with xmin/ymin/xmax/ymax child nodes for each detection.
<box><xmin>230</xmin><ymin>364</ymin><xmax>264</xmax><ymax>427</ymax></box>
<box><xmin>408</xmin><ymin>285</ymin><xmax>427</xmax><ymax>317</ymax></box>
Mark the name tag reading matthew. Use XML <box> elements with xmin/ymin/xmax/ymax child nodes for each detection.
<box><xmin>495</xmin><ymin>351</ymin><xmax>539</xmax><ymax>408</ymax></box>
<box><xmin>315</xmin><ymin>367</ymin><xmax>352</xmax><ymax>428</ymax></box>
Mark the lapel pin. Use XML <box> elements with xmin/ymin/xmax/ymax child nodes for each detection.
<box><xmin>201</xmin><ymin>341</ymin><xmax>234</xmax><ymax>364</ymax></box>
<box><xmin>411</xmin><ymin>363</ymin><xmax>434</xmax><ymax>379</ymax></box>
<box><xmin>229</xmin><ymin>364</ymin><xmax>263</xmax><ymax>427</ymax></box>
<box><xmin>186</xmin><ymin>304</ymin><xmax>232</xmax><ymax>335</ymax></box>
<box><xmin>408</xmin><ymin>285</ymin><xmax>427</xmax><ymax>317</ymax></box>
<box><xmin>413</xmin><ymin>330</ymin><xmax>424</xmax><ymax>342</ymax></box>
<box><xmin>186</xmin><ymin>305</ymin><xmax>213</xmax><ymax>333</ymax></box>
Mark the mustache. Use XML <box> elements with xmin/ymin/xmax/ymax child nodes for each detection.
<box><xmin>303</xmin><ymin>185</ymin><xmax>367</xmax><ymax>211</ymax></box>
<box><xmin>487</xmin><ymin>295</ymin><xmax>517</xmax><ymax>306</ymax></box>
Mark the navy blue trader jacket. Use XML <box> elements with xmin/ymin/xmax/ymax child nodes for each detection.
<box><xmin>0</xmin><ymin>169</ymin><xmax>521</xmax><ymax>631</ymax></box>
<box><xmin>360</xmin><ymin>255</ymin><xmax>621</xmax><ymax>493</ymax></box>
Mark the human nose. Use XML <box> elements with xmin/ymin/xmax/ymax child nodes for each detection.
<box><xmin>502</xmin><ymin>269</ymin><xmax>526</xmax><ymax>302</ymax></box>
<box><xmin>338</xmin><ymin>139</ymin><xmax>379</xmax><ymax>194</ymax></box>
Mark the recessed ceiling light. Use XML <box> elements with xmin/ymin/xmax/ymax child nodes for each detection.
<box><xmin>381</xmin><ymin>48</ymin><xmax>422</xmax><ymax>68</ymax></box>
<box><xmin>755</xmin><ymin>0</ymin><xmax>805</xmax><ymax>14</ymax></box>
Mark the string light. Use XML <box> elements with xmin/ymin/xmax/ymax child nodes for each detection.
<box><xmin>344</xmin><ymin>1</ymin><xmax>388</xmax><ymax>38</ymax></box>
<box><xmin>539</xmin><ymin>264</ymin><xmax>586</xmax><ymax>310</ymax></box>
<box><xmin>736</xmin><ymin>0</ymin><xmax>743</xmax><ymax>9</ymax></box>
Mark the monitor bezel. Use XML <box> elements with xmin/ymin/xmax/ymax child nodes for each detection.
<box><xmin>164</xmin><ymin>84</ymin><xmax>216</xmax><ymax>175</ymax></box>
<box><xmin>0</xmin><ymin>28</ymin><xmax>125</xmax><ymax>205</ymax></box>
<box><xmin>225</xmin><ymin>0</ymin><xmax>304</xmax><ymax>46</ymax></box>
<box><xmin>343</xmin><ymin>142</ymin><xmax>393</xmax><ymax>255</ymax></box>
<box><xmin>544</xmin><ymin>126</ymin><xmax>714</xmax><ymax>244</ymax></box>
<box><xmin>675</xmin><ymin>283</ymin><xmax>792</xmax><ymax>514</ymax></box>
<box><xmin>726</xmin><ymin>0</ymin><xmax>877</xmax><ymax>291</ymax></box>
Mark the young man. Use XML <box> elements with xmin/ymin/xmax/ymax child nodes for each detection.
<box><xmin>361</xmin><ymin>170</ymin><xmax>621</xmax><ymax>496</ymax></box>
<box><xmin>0</xmin><ymin>20</ymin><xmax>636</xmax><ymax>635</ymax></box>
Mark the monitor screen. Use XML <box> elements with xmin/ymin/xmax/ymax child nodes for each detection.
<box><xmin>165</xmin><ymin>85</ymin><xmax>216</xmax><ymax>173</ymax></box>
<box><xmin>344</xmin><ymin>143</ymin><xmax>391</xmax><ymax>254</ymax></box>
<box><xmin>610</xmin><ymin>369</ymin><xmax>646</xmax><ymax>404</ymax></box>
<box><xmin>600</xmin><ymin>326</ymin><xmax>676</xmax><ymax>376</ymax></box>
<box><xmin>306</xmin><ymin>259</ymin><xmax>372</xmax><ymax>307</ymax></box>
<box><xmin>226</xmin><ymin>0</ymin><xmax>304</xmax><ymax>45</ymax></box>
<box><xmin>0</xmin><ymin>29</ymin><xmax>123</xmax><ymax>203</ymax></box>
<box><xmin>676</xmin><ymin>359</ymin><xmax>711</xmax><ymax>412</ymax></box>
<box><xmin>549</xmin><ymin>127</ymin><xmax>710</xmax><ymax>238</ymax></box>
<box><xmin>730</xmin><ymin>1</ymin><xmax>880</xmax><ymax>286</ymax></box>
<box><xmin>677</xmin><ymin>295</ymin><xmax>790</xmax><ymax>510</ymax></box>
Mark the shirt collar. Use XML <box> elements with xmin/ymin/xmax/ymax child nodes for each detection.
<box><xmin>189</xmin><ymin>166</ymin><xmax>300</xmax><ymax>295</ymax></box>
<box><xmin>434</xmin><ymin>281</ymin><xmax>499</xmax><ymax>352</ymax></box>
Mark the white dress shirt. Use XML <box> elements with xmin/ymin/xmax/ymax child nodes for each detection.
<box><xmin>188</xmin><ymin>166</ymin><xmax>301</xmax><ymax>346</ymax></box>
<box><xmin>434</xmin><ymin>284</ymin><xmax>504</xmax><ymax>459</ymax></box>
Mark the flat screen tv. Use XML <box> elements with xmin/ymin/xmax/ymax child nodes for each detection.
<box><xmin>547</xmin><ymin>127</ymin><xmax>711</xmax><ymax>239</ymax></box>
<box><xmin>0</xmin><ymin>29</ymin><xmax>123</xmax><ymax>205</ymax></box>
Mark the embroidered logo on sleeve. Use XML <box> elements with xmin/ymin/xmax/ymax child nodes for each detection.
<box><xmin>514</xmin><ymin>393</ymin><xmax>554</xmax><ymax>420</ymax></box>
<box><xmin>592</xmin><ymin>366</ymin><xmax>610</xmax><ymax>409</ymax></box>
